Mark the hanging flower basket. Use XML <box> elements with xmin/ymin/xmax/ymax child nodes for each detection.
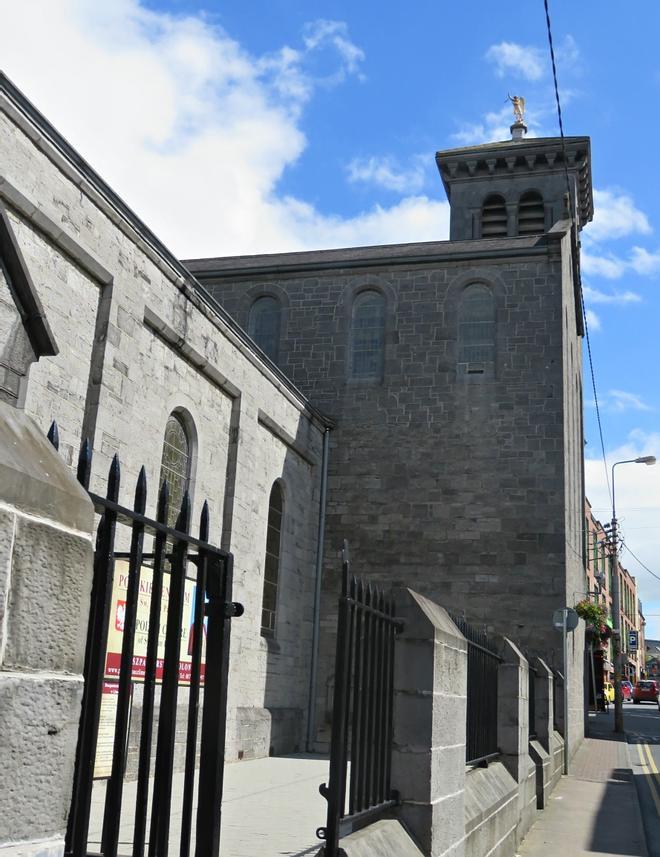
<box><xmin>574</xmin><ymin>599</ymin><xmax>610</xmax><ymax>643</ymax></box>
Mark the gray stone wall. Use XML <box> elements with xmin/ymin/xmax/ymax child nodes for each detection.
<box><xmin>193</xmin><ymin>230</ymin><xmax>585</xmax><ymax>729</ymax></box>
<box><xmin>0</xmin><ymin>84</ymin><xmax>326</xmax><ymax>763</ymax></box>
<box><xmin>0</xmin><ymin>402</ymin><xmax>94</xmax><ymax>856</ymax></box>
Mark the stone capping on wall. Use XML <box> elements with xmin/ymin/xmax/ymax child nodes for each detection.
<box><xmin>0</xmin><ymin>205</ymin><xmax>58</xmax><ymax>358</ymax></box>
<box><xmin>0</xmin><ymin>402</ymin><xmax>92</xmax><ymax>532</ymax></box>
<box><xmin>0</xmin><ymin>178</ymin><xmax>114</xmax><ymax>288</ymax></box>
<box><xmin>185</xmin><ymin>236</ymin><xmax>550</xmax><ymax>281</ymax></box>
<box><xmin>257</xmin><ymin>410</ymin><xmax>318</xmax><ymax>467</ymax></box>
<box><xmin>143</xmin><ymin>306</ymin><xmax>240</xmax><ymax>400</ymax></box>
<box><xmin>0</xmin><ymin>401</ymin><xmax>94</xmax><ymax>855</ymax></box>
<box><xmin>390</xmin><ymin>587</ymin><xmax>468</xmax><ymax>857</ymax></box>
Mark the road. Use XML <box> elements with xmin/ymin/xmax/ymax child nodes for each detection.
<box><xmin>625</xmin><ymin>701</ymin><xmax>660</xmax><ymax>857</ymax></box>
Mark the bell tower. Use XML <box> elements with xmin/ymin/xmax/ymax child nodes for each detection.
<box><xmin>435</xmin><ymin>126</ymin><xmax>593</xmax><ymax>241</ymax></box>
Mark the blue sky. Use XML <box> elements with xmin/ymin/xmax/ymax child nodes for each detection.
<box><xmin>2</xmin><ymin>1</ymin><xmax>659</xmax><ymax>635</ymax></box>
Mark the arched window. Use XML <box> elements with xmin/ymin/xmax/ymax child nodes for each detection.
<box><xmin>518</xmin><ymin>191</ymin><xmax>545</xmax><ymax>235</ymax></box>
<box><xmin>261</xmin><ymin>482</ymin><xmax>284</xmax><ymax>636</ymax></box>
<box><xmin>481</xmin><ymin>194</ymin><xmax>507</xmax><ymax>238</ymax></box>
<box><xmin>351</xmin><ymin>290</ymin><xmax>385</xmax><ymax>379</ymax></box>
<box><xmin>458</xmin><ymin>284</ymin><xmax>495</xmax><ymax>370</ymax></box>
<box><xmin>248</xmin><ymin>296</ymin><xmax>281</xmax><ymax>363</ymax></box>
<box><xmin>158</xmin><ymin>412</ymin><xmax>192</xmax><ymax>528</ymax></box>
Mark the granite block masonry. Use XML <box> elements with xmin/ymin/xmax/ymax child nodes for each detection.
<box><xmin>187</xmin><ymin>134</ymin><xmax>592</xmax><ymax>757</ymax></box>
<box><xmin>0</xmin><ymin>401</ymin><xmax>94</xmax><ymax>856</ymax></box>
<box><xmin>390</xmin><ymin>588</ymin><xmax>468</xmax><ymax>857</ymax></box>
<box><xmin>0</xmin><ymin>71</ymin><xmax>328</xmax><ymax>768</ymax></box>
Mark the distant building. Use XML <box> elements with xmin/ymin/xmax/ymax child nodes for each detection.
<box><xmin>584</xmin><ymin>499</ymin><xmax>645</xmax><ymax>687</ymax></box>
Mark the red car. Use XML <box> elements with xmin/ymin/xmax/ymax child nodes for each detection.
<box><xmin>632</xmin><ymin>680</ymin><xmax>659</xmax><ymax>703</ymax></box>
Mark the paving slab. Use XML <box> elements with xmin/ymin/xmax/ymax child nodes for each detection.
<box><xmin>89</xmin><ymin>753</ymin><xmax>330</xmax><ymax>856</ymax></box>
<box><xmin>517</xmin><ymin>713</ymin><xmax>648</xmax><ymax>857</ymax></box>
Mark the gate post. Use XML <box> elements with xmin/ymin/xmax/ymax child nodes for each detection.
<box><xmin>390</xmin><ymin>588</ymin><xmax>467</xmax><ymax>857</ymax></box>
<box><xmin>0</xmin><ymin>404</ymin><xmax>94</xmax><ymax>856</ymax></box>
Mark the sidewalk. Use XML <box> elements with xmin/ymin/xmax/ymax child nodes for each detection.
<box><xmin>517</xmin><ymin>712</ymin><xmax>648</xmax><ymax>857</ymax></box>
<box><xmin>89</xmin><ymin>753</ymin><xmax>329</xmax><ymax>856</ymax></box>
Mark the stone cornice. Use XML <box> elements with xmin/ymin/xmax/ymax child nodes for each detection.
<box><xmin>436</xmin><ymin>136</ymin><xmax>593</xmax><ymax>228</ymax></box>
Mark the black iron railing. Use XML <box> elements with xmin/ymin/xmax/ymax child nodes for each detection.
<box><xmin>451</xmin><ymin>615</ymin><xmax>502</xmax><ymax>766</ymax></box>
<box><xmin>317</xmin><ymin>543</ymin><xmax>401</xmax><ymax>856</ymax></box>
<box><xmin>553</xmin><ymin>670</ymin><xmax>563</xmax><ymax>734</ymax></box>
<box><xmin>47</xmin><ymin>425</ymin><xmax>243</xmax><ymax>857</ymax></box>
<box><xmin>528</xmin><ymin>664</ymin><xmax>537</xmax><ymax>740</ymax></box>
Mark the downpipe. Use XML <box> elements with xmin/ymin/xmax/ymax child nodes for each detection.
<box><xmin>306</xmin><ymin>426</ymin><xmax>330</xmax><ymax>752</ymax></box>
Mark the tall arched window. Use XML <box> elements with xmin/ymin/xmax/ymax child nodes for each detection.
<box><xmin>458</xmin><ymin>284</ymin><xmax>495</xmax><ymax>371</ymax></box>
<box><xmin>248</xmin><ymin>296</ymin><xmax>281</xmax><ymax>363</ymax></box>
<box><xmin>261</xmin><ymin>482</ymin><xmax>284</xmax><ymax>636</ymax></box>
<box><xmin>481</xmin><ymin>194</ymin><xmax>507</xmax><ymax>238</ymax></box>
<box><xmin>518</xmin><ymin>191</ymin><xmax>545</xmax><ymax>235</ymax></box>
<box><xmin>351</xmin><ymin>290</ymin><xmax>385</xmax><ymax>379</ymax></box>
<box><xmin>158</xmin><ymin>412</ymin><xmax>192</xmax><ymax>528</ymax></box>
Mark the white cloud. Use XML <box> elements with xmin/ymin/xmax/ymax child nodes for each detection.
<box><xmin>0</xmin><ymin>1</ymin><xmax>446</xmax><ymax>257</ymax></box>
<box><xmin>585</xmin><ymin>189</ymin><xmax>652</xmax><ymax>242</ymax></box>
<box><xmin>277</xmin><ymin>195</ymin><xmax>450</xmax><ymax>250</ymax></box>
<box><xmin>629</xmin><ymin>246</ymin><xmax>660</xmax><ymax>276</ymax></box>
<box><xmin>580</xmin><ymin>250</ymin><xmax>627</xmax><ymax>279</ymax></box>
<box><xmin>557</xmin><ymin>35</ymin><xmax>581</xmax><ymax>71</ymax></box>
<box><xmin>608</xmin><ymin>391</ymin><xmax>652</xmax><ymax>413</ymax></box>
<box><xmin>585</xmin><ymin>431</ymin><xmax>660</xmax><ymax>636</ymax></box>
<box><xmin>585</xmin><ymin>308</ymin><xmax>601</xmax><ymax>331</ymax></box>
<box><xmin>586</xmin><ymin>391</ymin><xmax>653</xmax><ymax>413</ymax></box>
<box><xmin>452</xmin><ymin>105</ymin><xmax>544</xmax><ymax>146</ymax></box>
<box><xmin>346</xmin><ymin>155</ymin><xmax>427</xmax><ymax>193</ymax></box>
<box><xmin>302</xmin><ymin>19</ymin><xmax>366</xmax><ymax>82</ymax></box>
<box><xmin>485</xmin><ymin>42</ymin><xmax>545</xmax><ymax>81</ymax></box>
<box><xmin>582</xmin><ymin>286</ymin><xmax>641</xmax><ymax>305</ymax></box>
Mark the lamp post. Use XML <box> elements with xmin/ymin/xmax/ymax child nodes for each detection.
<box><xmin>611</xmin><ymin>455</ymin><xmax>656</xmax><ymax>733</ymax></box>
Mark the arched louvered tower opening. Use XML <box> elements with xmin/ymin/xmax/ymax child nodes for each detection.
<box><xmin>480</xmin><ymin>194</ymin><xmax>507</xmax><ymax>238</ymax></box>
<box><xmin>518</xmin><ymin>191</ymin><xmax>545</xmax><ymax>235</ymax></box>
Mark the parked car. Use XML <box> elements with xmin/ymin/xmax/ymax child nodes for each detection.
<box><xmin>633</xmin><ymin>680</ymin><xmax>659</xmax><ymax>703</ymax></box>
<box><xmin>604</xmin><ymin>681</ymin><xmax>615</xmax><ymax>703</ymax></box>
<box><xmin>622</xmin><ymin>681</ymin><xmax>633</xmax><ymax>701</ymax></box>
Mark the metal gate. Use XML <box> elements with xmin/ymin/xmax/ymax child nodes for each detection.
<box><xmin>317</xmin><ymin>542</ymin><xmax>401</xmax><ymax>856</ymax></box>
<box><xmin>47</xmin><ymin>425</ymin><xmax>243</xmax><ymax>857</ymax></box>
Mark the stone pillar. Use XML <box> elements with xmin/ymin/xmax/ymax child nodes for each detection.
<box><xmin>533</xmin><ymin>658</ymin><xmax>554</xmax><ymax>753</ymax></box>
<box><xmin>0</xmin><ymin>403</ymin><xmax>93</xmax><ymax>856</ymax></box>
<box><xmin>391</xmin><ymin>588</ymin><xmax>467</xmax><ymax>857</ymax></box>
<box><xmin>497</xmin><ymin>639</ymin><xmax>528</xmax><ymax>782</ymax></box>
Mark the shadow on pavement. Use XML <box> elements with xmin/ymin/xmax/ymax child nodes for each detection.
<box><xmin>590</xmin><ymin>770</ymin><xmax>648</xmax><ymax>855</ymax></box>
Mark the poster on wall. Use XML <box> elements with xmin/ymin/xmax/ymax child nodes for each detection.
<box><xmin>104</xmin><ymin>560</ymin><xmax>207</xmax><ymax>686</ymax></box>
<box><xmin>93</xmin><ymin>681</ymin><xmax>120</xmax><ymax>779</ymax></box>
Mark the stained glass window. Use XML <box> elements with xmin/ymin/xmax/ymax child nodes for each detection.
<box><xmin>351</xmin><ymin>290</ymin><xmax>385</xmax><ymax>379</ymax></box>
<box><xmin>159</xmin><ymin>413</ymin><xmax>191</xmax><ymax>528</ymax></box>
<box><xmin>458</xmin><ymin>284</ymin><xmax>495</xmax><ymax>367</ymax></box>
<box><xmin>249</xmin><ymin>296</ymin><xmax>281</xmax><ymax>363</ymax></box>
<box><xmin>261</xmin><ymin>482</ymin><xmax>283</xmax><ymax>636</ymax></box>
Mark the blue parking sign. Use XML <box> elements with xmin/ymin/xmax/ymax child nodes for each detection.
<box><xmin>628</xmin><ymin>630</ymin><xmax>639</xmax><ymax>651</ymax></box>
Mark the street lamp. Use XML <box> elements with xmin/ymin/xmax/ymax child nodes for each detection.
<box><xmin>611</xmin><ymin>455</ymin><xmax>656</xmax><ymax>733</ymax></box>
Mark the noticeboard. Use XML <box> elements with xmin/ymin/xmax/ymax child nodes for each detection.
<box><xmin>105</xmin><ymin>560</ymin><xmax>206</xmax><ymax>686</ymax></box>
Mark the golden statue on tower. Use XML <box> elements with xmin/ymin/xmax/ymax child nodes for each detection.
<box><xmin>508</xmin><ymin>93</ymin><xmax>526</xmax><ymax>125</ymax></box>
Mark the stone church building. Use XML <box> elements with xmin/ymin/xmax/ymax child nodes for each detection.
<box><xmin>0</xmin><ymin>64</ymin><xmax>590</xmax><ymax>800</ymax></box>
<box><xmin>186</xmin><ymin>135</ymin><xmax>592</xmax><ymax>754</ymax></box>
